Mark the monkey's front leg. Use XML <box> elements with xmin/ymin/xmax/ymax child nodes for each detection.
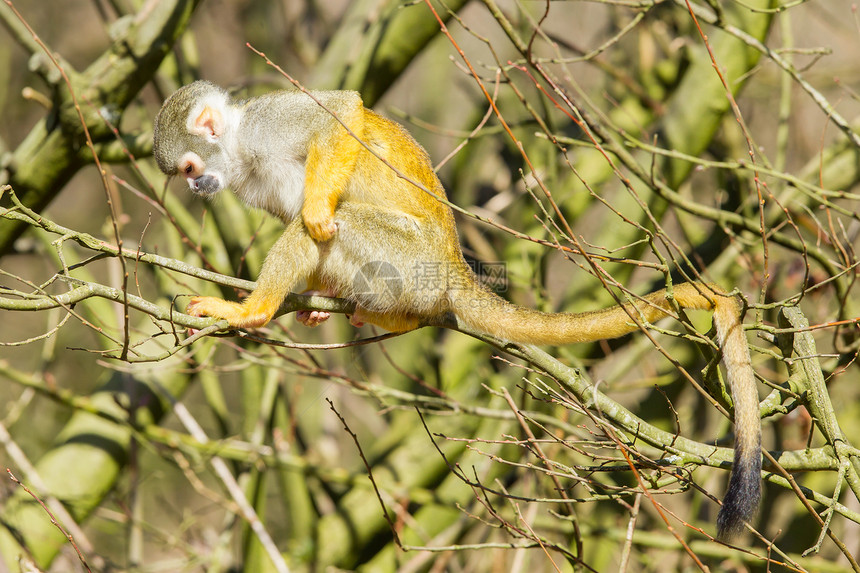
<box><xmin>301</xmin><ymin>108</ymin><xmax>364</xmax><ymax>242</ymax></box>
<box><xmin>187</xmin><ymin>218</ymin><xmax>320</xmax><ymax>328</ymax></box>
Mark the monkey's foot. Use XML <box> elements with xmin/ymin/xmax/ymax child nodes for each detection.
<box><xmin>296</xmin><ymin>289</ymin><xmax>336</xmax><ymax>327</ymax></box>
<box><xmin>297</xmin><ymin>309</ymin><xmax>330</xmax><ymax>327</ymax></box>
<box><xmin>186</xmin><ymin>296</ymin><xmax>274</xmax><ymax>329</ymax></box>
<box><xmin>302</xmin><ymin>210</ymin><xmax>337</xmax><ymax>242</ymax></box>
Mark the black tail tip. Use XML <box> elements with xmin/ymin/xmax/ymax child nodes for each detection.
<box><xmin>716</xmin><ymin>462</ymin><xmax>761</xmax><ymax>541</ymax></box>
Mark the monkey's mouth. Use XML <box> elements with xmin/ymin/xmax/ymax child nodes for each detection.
<box><xmin>188</xmin><ymin>174</ymin><xmax>222</xmax><ymax>195</ymax></box>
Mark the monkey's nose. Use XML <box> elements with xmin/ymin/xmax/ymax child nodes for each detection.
<box><xmin>192</xmin><ymin>174</ymin><xmax>221</xmax><ymax>195</ymax></box>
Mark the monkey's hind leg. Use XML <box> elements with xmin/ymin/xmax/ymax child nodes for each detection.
<box><xmin>187</xmin><ymin>218</ymin><xmax>320</xmax><ymax>329</ymax></box>
<box><xmin>347</xmin><ymin>307</ymin><xmax>421</xmax><ymax>332</ymax></box>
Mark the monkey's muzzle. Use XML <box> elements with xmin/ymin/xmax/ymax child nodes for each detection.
<box><xmin>189</xmin><ymin>174</ymin><xmax>221</xmax><ymax>195</ymax></box>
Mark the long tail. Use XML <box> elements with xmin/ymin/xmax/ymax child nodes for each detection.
<box><xmin>449</xmin><ymin>278</ymin><xmax>760</xmax><ymax>539</ymax></box>
<box><xmin>712</xmin><ymin>295</ymin><xmax>762</xmax><ymax>540</ymax></box>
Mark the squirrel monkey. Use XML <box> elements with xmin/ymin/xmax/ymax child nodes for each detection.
<box><xmin>153</xmin><ymin>80</ymin><xmax>760</xmax><ymax>540</ymax></box>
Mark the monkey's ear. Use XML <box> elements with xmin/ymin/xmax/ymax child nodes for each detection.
<box><xmin>190</xmin><ymin>105</ymin><xmax>224</xmax><ymax>141</ymax></box>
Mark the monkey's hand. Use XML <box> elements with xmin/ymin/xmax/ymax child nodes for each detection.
<box><xmin>186</xmin><ymin>296</ymin><xmax>274</xmax><ymax>329</ymax></box>
<box><xmin>302</xmin><ymin>203</ymin><xmax>338</xmax><ymax>242</ymax></box>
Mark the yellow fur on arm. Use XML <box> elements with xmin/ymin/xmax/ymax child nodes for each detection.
<box><xmin>301</xmin><ymin>107</ymin><xmax>365</xmax><ymax>242</ymax></box>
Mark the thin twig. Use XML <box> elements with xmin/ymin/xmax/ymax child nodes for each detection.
<box><xmin>326</xmin><ymin>398</ymin><xmax>402</xmax><ymax>547</ymax></box>
<box><xmin>6</xmin><ymin>469</ymin><xmax>93</xmax><ymax>573</ymax></box>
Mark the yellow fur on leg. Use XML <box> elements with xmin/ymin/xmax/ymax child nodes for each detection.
<box><xmin>349</xmin><ymin>307</ymin><xmax>421</xmax><ymax>332</ymax></box>
<box><xmin>187</xmin><ymin>295</ymin><xmax>279</xmax><ymax>329</ymax></box>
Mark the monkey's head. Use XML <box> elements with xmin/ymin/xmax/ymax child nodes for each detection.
<box><xmin>153</xmin><ymin>81</ymin><xmax>234</xmax><ymax>196</ymax></box>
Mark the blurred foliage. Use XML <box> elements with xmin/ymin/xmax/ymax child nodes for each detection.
<box><xmin>1</xmin><ymin>0</ymin><xmax>860</xmax><ymax>571</ymax></box>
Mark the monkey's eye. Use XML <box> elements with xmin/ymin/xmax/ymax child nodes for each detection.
<box><xmin>178</xmin><ymin>152</ymin><xmax>203</xmax><ymax>178</ymax></box>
